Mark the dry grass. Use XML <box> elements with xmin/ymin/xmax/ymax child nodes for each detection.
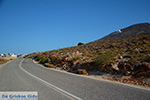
<box><xmin>0</xmin><ymin>59</ymin><xmax>9</xmax><ymax>64</ymax></box>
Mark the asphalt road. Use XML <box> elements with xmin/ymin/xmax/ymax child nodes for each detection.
<box><xmin>0</xmin><ymin>58</ymin><xmax>150</xmax><ymax>100</ymax></box>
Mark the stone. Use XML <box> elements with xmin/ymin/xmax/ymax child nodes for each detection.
<box><xmin>66</xmin><ymin>68</ymin><xmax>71</xmax><ymax>72</ymax></box>
<box><xmin>76</xmin><ymin>63</ymin><xmax>81</xmax><ymax>68</ymax></box>
<box><xmin>122</xmin><ymin>79</ymin><xmax>127</xmax><ymax>83</ymax></box>
<box><xmin>142</xmin><ymin>62</ymin><xmax>150</xmax><ymax>69</ymax></box>
<box><xmin>76</xmin><ymin>51</ymin><xmax>79</xmax><ymax>54</ymax></box>
<box><xmin>92</xmin><ymin>71</ymin><xmax>105</xmax><ymax>75</ymax></box>
<box><xmin>76</xmin><ymin>69</ymin><xmax>88</xmax><ymax>75</ymax></box>
<box><xmin>143</xmin><ymin>79</ymin><xmax>150</xmax><ymax>84</ymax></box>
<box><xmin>62</xmin><ymin>62</ymin><xmax>70</xmax><ymax>70</ymax></box>
<box><xmin>126</xmin><ymin>71</ymin><xmax>131</xmax><ymax>76</ymax></box>
<box><xmin>130</xmin><ymin>64</ymin><xmax>135</xmax><ymax>70</ymax></box>
<box><xmin>44</xmin><ymin>63</ymin><xmax>56</xmax><ymax>69</ymax></box>
<box><xmin>111</xmin><ymin>63</ymin><xmax>119</xmax><ymax>70</ymax></box>
<box><xmin>118</xmin><ymin>55</ymin><xmax>123</xmax><ymax>59</ymax></box>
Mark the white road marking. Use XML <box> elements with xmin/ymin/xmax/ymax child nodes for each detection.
<box><xmin>33</xmin><ymin>60</ymin><xmax>150</xmax><ymax>91</ymax></box>
<box><xmin>19</xmin><ymin>59</ymin><xmax>82</xmax><ymax>100</ymax></box>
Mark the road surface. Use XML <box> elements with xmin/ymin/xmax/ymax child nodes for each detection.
<box><xmin>0</xmin><ymin>58</ymin><xmax>150</xmax><ymax>100</ymax></box>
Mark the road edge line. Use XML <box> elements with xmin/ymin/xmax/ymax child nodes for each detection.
<box><xmin>19</xmin><ymin>59</ymin><xmax>83</xmax><ymax>100</ymax></box>
<box><xmin>33</xmin><ymin>60</ymin><xmax>150</xmax><ymax>91</ymax></box>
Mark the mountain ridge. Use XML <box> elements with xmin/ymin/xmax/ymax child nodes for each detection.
<box><xmin>95</xmin><ymin>23</ymin><xmax>150</xmax><ymax>43</ymax></box>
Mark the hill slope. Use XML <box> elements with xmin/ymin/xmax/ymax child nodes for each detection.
<box><xmin>26</xmin><ymin>23</ymin><xmax>150</xmax><ymax>87</ymax></box>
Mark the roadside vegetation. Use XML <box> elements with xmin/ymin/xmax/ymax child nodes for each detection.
<box><xmin>94</xmin><ymin>51</ymin><xmax>118</xmax><ymax>68</ymax></box>
<box><xmin>0</xmin><ymin>56</ymin><xmax>17</xmax><ymax>64</ymax></box>
<box><xmin>0</xmin><ymin>59</ymin><xmax>10</xmax><ymax>64</ymax></box>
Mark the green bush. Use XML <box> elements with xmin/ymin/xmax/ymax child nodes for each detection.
<box><xmin>78</xmin><ymin>42</ymin><xmax>84</xmax><ymax>46</ymax></box>
<box><xmin>94</xmin><ymin>51</ymin><xmax>117</xmax><ymax>67</ymax></box>
<box><xmin>128</xmin><ymin>58</ymin><xmax>137</xmax><ymax>64</ymax></box>
<box><xmin>39</xmin><ymin>55</ymin><xmax>51</xmax><ymax>64</ymax></box>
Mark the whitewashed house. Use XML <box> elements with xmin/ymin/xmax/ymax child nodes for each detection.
<box><xmin>11</xmin><ymin>54</ymin><xmax>17</xmax><ymax>57</ymax></box>
<box><xmin>0</xmin><ymin>54</ymin><xmax>4</xmax><ymax>56</ymax></box>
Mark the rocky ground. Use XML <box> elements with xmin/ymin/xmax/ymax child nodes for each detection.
<box><xmin>26</xmin><ymin>34</ymin><xmax>150</xmax><ymax>88</ymax></box>
<box><xmin>33</xmin><ymin>58</ymin><xmax>150</xmax><ymax>88</ymax></box>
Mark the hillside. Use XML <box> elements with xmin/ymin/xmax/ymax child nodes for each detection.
<box><xmin>26</xmin><ymin>23</ymin><xmax>150</xmax><ymax>87</ymax></box>
<box><xmin>95</xmin><ymin>23</ymin><xmax>150</xmax><ymax>42</ymax></box>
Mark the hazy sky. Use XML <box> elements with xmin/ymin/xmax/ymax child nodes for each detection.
<box><xmin>0</xmin><ymin>0</ymin><xmax>150</xmax><ymax>54</ymax></box>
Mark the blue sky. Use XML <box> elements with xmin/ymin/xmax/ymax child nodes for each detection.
<box><xmin>0</xmin><ymin>0</ymin><xmax>150</xmax><ymax>54</ymax></box>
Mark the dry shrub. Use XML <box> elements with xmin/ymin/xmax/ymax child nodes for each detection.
<box><xmin>82</xmin><ymin>50</ymin><xmax>89</xmax><ymax>56</ymax></box>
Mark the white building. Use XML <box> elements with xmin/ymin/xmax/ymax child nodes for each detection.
<box><xmin>0</xmin><ymin>54</ymin><xmax>4</xmax><ymax>56</ymax></box>
<box><xmin>11</xmin><ymin>54</ymin><xmax>17</xmax><ymax>57</ymax></box>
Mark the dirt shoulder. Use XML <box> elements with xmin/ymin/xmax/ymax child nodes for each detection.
<box><xmin>0</xmin><ymin>56</ymin><xmax>17</xmax><ymax>65</ymax></box>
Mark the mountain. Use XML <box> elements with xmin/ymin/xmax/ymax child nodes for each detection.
<box><xmin>95</xmin><ymin>23</ymin><xmax>150</xmax><ymax>42</ymax></box>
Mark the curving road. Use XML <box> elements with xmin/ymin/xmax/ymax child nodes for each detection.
<box><xmin>0</xmin><ymin>58</ymin><xmax>150</xmax><ymax>100</ymax></box>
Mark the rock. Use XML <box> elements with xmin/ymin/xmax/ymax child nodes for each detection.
<box><xmin>113</xmin><ymin>75</ymin><xmax>121</xmax><ymax>79</ymax></box>
<box><xmin>126</xmin><ymin>71</ymin><xmax>131</xmax><ymax>76</ymax></box>
<box><xmin>142</xmin><ymin>62</ymin><xmax>150</xmax><ymax>69</ymax></box>
<box><xmin>76</xmin><ymin>69</ymin><xmax>88</xmax><ymax>75</ymax></box>
<box><xmin>44</xmin><ymin>63</ymin><xmax>56</xmax><ymax>68</ymax></box>
<box><xmin>72</xmin><ymin>60</ymin><xmax>79</xmax><ymax>66</ymax></box>
<box><xmin>123</xmin><ymin>55</ymin><xmax>131</xmax><ymax>59</ymax></box>
<box><xmin>124</xmin><ymin>60</ymin><xmax>128</xmax><ymax>63</ymax></box>
<box><xmin>62</xmin><ymin>62</ymin><xmax>70</xmax><ymax>70</ymax></box>
<box><xmin>66</xmin><ymin>68</ymin><xmax>71</xmax><ymax>72</ymax></box>
<box><xmin>111</xmin><ymin>63</ymin><xmax>119</xmax><ymax>70</ymax></box>
<box><xmin>135</xmin><ymin>48</ymin><xmax>139</xmax><ymax>51</ymax></box>
<box><xmin>76</xmin><ymin>51</ymin><xmax>79</xmax><ymax>54</ymax></box>
<box><xmin>122</xmin><ymin>76</ymin><xmax>131</xmax><ymax>80</ymax></box>
<box><xmin>76</xmin><ymin>63</ymin><xmax>81</xmax><ymax>68</ymax></box>
<box><xmin>125</xmin><ymin>63</ymin><xmax>131</xmax><ymax>70</ymax></box>
<box><xmin>130</xmin><ymin>64</ymin><xmax>135</xmax><ymax>70</ymax></box>
<box><xmin>92</xmin><ymin>71</ymin><xmax>105</xmax><ymax>75</ymax></box>
<box><xmin>143</xmin><ymin>78</ymin><xmax>150</xmax><ymax>85</ymax></box>
<box><xmin>118</xmin><ymin>55</ymin><xmax>123</xmax><ymax>59</ymax></box>
<box><xmin>122</xmin><ymin>79</ymin><xmax>128</xmax><ymax>83</ymax></box>
<box><xmin>136</xmin><ymin>70</ymin><xmax>150</xmax><ymax>78</ymax></box>
<box><xmin>64</xmin><ymin>57</ymin><xmax>72</xmax><ymax>61</ymax></box>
